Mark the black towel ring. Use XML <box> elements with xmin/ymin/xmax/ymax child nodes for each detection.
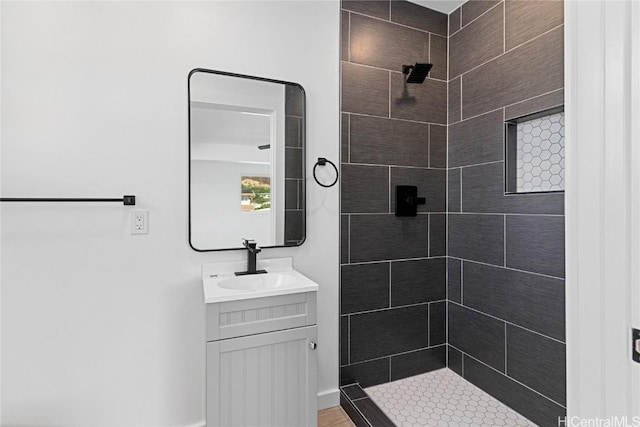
<box><xmin>313</xmin><ymin>157</ymin><xmax>339</xmax><ymax>188</ymax></box>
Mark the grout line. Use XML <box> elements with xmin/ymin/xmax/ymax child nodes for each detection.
<box><xmin>388</xmin><ymin>357</ymin><xmax>391</xmax><ymax>383</ymax></box>
<box><xmin>388</xmin><ymin>167</ymin><xmax>391</xmax><ymax>214</ymax></box>
<box><xmin>449</xmin><ymin>301</ymin><xmax>565</xmax><ymax>344</ymax></box>
<box><xmin>347</xmin><ymin>161</ymin><xmax>446</xmax><ymax>170</ymax></box>
<box><xmin>388</xmin><ymin>262</ymin><xmax>392</xmax><ymax>308</ymax></box>
<box><xmin>449</xmin><ymin>343</ymin><xmax>567</xmax><ymax>409</ymax></box>
<box><xmin>347</xmin><ymin>113</ymin><xmax>351</xmax><ymax>163</ymax></box>
<box><xmin>428</xmin><ymin>33</ymin><xmax>432</xmax><ymax>63</ymax></box>
<box><xmin>428</xmin><ymin>124</ymin><xmax>431</xmax><ymax>168</ymax></box>
<box><xmin>345</xmin><ymin>212</ymin><xmax>437</xmax><ymax>216</ymax></box>
<box><xmin>503</xmin><ymin>215</ymin><xmax>507</xmax><ymax>267</ymax></box>
<box><xmin>348</xmin><ymin>315</ymin><xmax>351</xmax><ymax>365</ymax></box>
<box><xmin>342</xmin><ymin>256</ymin><xmax>446</xmax><ymax>266</ymax></box>
<box><xmin>448</xmin><ymin>211</ymin><xmax>564</xmax><ymax>217</ymax></box>
<box><xmin>347</xmin><ymin>299</ymin><xmax>446</xmax><ymax>317</ymax></box>
<box><xmin>347</xmin><ymin>110</ymin><xmax>445</xmax><ymax>126</ymax></box>
<box><xmin>340</xmin><ymin>344</ymin><xmax>447</xmax><ymax>368</ymax></box>
<box><xmin>427</xmin><ymin>301</ymin><xmax>431</xmax><ymax>347</ymax></box>
<box><xmin>341</xmin><ymin>61</ymin><xmax>448</xmax><ymax>83</ymax></box>
<box><xmin>345</xmin><ymin>8</ymin><xmax>447</xmax><ymax>38</ymax></box>
<box><xmin>427</xmin><ymin>214</ymin><xmax>431</xmax><ymax>256</ymax></box>
<box><xmin>348</xmin><ymin>12</ymin><xmax>351</xmax><ymax>62</ymax></box>
<box><xmin>460</xmin><ymin>75</ymin><xmax>463</xmax><ymax>120</ymax></box>
<box><xmin>502</xmin><ymin>1</ymin><xmax>506</xmax><ymax>54</ymax></box>
<box><xmin>504</xmin><ymin>323</ymin><xmax>508</xmax><ymax>374</ymax></box>
<box><xmin>460</xmin><ymin>260</ymin><xmax>464</xmax><ymax>304</ymax></box>
<box><xmin>459</xmin><ymin>167</ymin><xmax>463</xmax><ymax>211</ymax></box>
<box><xmin>462</xmin><ymin>353</ymin><xmax>464</xmax><ymax>377</ymax></box>
<box><xmin>347</xmin><ymin>214</ymin><xmax>351</xmax><ymax>264</ymax></box>
<box><xmin>447</xmin><ymin>253</ymin><xmax>565</xmax><ymax>279</ymax></box>
<box><xmin>388</xmin><ymin>71</ymin><xmax>391</xmax><ymax>119</ymax></box>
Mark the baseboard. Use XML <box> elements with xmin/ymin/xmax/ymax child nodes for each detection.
<box><xmin>318</xmin><ymin>388</ymin><xmax>340</xmax><ymax>410</ymax></box>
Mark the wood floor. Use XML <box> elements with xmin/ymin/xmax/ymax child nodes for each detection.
<box><xmin>318</xmin><ymin>406</ymin><xmax>355</xmax><ymax>427</ymax></box>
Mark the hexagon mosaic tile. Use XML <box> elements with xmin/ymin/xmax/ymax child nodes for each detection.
<box><xmin>516</xmin><ymin>111</ymin><xmax>565</xmax><ymax>193</ymax></box>
<box><xmin>365</xmin><ymin>368</ymin><xmax>537</xmax><ymax>427</ymax></box>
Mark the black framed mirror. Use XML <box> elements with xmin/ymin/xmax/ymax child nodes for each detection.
<box><xmin>188</xmin><ymin>69</ymin><xmax>306</xmax><ymax>251</ymax></box>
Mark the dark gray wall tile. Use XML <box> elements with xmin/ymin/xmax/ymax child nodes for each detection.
<box><xmin>391</xmin><ymin>258</ymin><xmax>446</xmax><ymax>306</ymax></box>
<box><xmin>507</xmin><ymin>325</ymin><xmax>566</xmax><ymax>404</ymax></box>
<box><xmin>285</xmin><ymin>116</ymin><xmax>301</xmax><ymax>147</ymax></box>
<box><xmin>429</xmin><ymin>301</ymin><xmax>446</xmax><ymax>345</ymax></box>
<box><xmin>350</xmin><ymin>13</ymin><xmax>429</xmax><ymax>72</ymax></box>
<box><xmin>429</xmin><ymin>214</ymin><xmax>446</xmax><ymax>256</ymax></box>
<box><xmin>429</xmin><ymin>34</ymin><xmax>448</xmax><ymax>80</ymax></box>
<box><xmin>350</xmin><ymin>115</ymin><xmax>429</xmax><ymax>167</ymax></box>
<box><xmin>285</xmin><ymin>179</ymin><xmax>299</xmax><ymax>210</ymax></box>
<box><xmin>464</xmin><ymin>357</ymin><xmax>566</xmax><ymax>426</ymax></box>
<box><xmin>340</xmin><ymin>358</ymin><xmax>390</xmax><ymax>387</ymax></box>
<box><xmin>506</xmin><ymin>215</ymin><xmax>565</xmax><ymax>277</ymax></box>
<box><xmin>429</xmin><ymin>124</ymin><xmax>447</xmax><ymax>168</ymax></box>
<box><xmin>448</xmin><ymin>214</ymin><xmax>504</xmax><ymax>266</ymax></box>
<box><xmin>448</xmin><ymin>346</ymin><xmax>463</xmax><ymax>376</ymax></box>
<box><xmin>461</xmin><ymin>0</ymin><xmax>501</xmax><ymax>27</ymax></box>
<box><xmin>450</xmin><ymin>3</ymin><xmax>503</xmax><ymax>78</ymax></box>
<box><xmin>390</xmin><ymin>167</ymin><xmax>446</xmax><ymax>213</ymax></box>
<box><xmin>448</xmin><ymin>76</ymin><xmax>461</xmax><ymax>124</ymax></box>
<box><xmin>342</xmin><ymin>62</ymin><xmax>390</xmax><ymax>117</ymax></box>
<box><xmin>391</xmin><ymin>346</ymin><xmax>446</xmax><ymax>381</ymax></box>
<box><xmin>463</xmin><ymin>261</ymin><xmax>565</xmax><ymax>340</ymax></box>
<box><xmin>341</xmin><ymin>315</ymin><xmax>349</xmax><ymax>365</ymax></box>
<box><xmin>285</xmin><ymin>147</ymin><xmax>302</xmax><ymax>178</ymax></box>
<box><xmin>342</xmin><ymin>113</ymin><xmax>350</xmax><ymax>162</ymax></box>
<box><xmin>449</xmin><ymin>7</ymin><xmax>461</xmax><ymax>35</ymax></box>
<box><xmin>341</xmin><ymin>10</ymin><xmax>350</xmax><ymax>61</ymax></box>
<box><xmin>284</xmin><ymin>210</ymin><xmax>303</xmax><ymax>242</ymax></box>
<box><xmin>462</xmin><ymin>162</ymin><xmax>565</xmax><ymax>215</ymax></box>
<box><xmin>505</xmin><ymin>0</ymin><xmax>564</xmax><ymax>51</ymax></box>
<box><xmin>341</xmin><ymin>384</ymin><xmax>367</xmax><ymax>401</ymax></box>
<box><xmin>448</xmin><ymin>168</ymin><xmax>461</xmax><ymax>212</ymax></box>
<box><xmin>449</xmin><ymin>109</ymin><xmax>503</xmax><ymax>168</ymax></box>
<box><xmin>447</xmin><ymin>258</ymin><xmax>462</xmax><ymax>303</ymax></box>
<box><xmin>342</xmin><ymin>164</ymin><xmax>389</xmax><ymax>213</ymax></box>
<box><xmin>350</xmin><ymin>214</ymin><xmax>429</xmax><ymax>262</ymax></box>
<box><xmin>341</xmin><ymin>215</ymin><xmax>349</xmax><ymax>264</ymax></box>
<box><xmin>462</xmin><ymin>26</ymin><xmax>564</xmax><ymax>118</ymax></box>
<box><xmin>449</xmin><ymin>303</ymin><xmax>505</xmax><ymax>371</ymax></box>
<box><xmin>391</xmin><ymin>0</ymin><xmax>448</xmax><ymax>35</ymax></box>
<box><xmin>390</xmin><ymin>73</ymin><xmax>447</xmax><ymax>124</ymax></box>
<box><xmin>340</xmin><ymin>394</ymin><xmax>369</xmax><ymax>427</ymax></box>
<box><xmin>341</xmin><ymin>263</ymin><xmax>390</xmax><ymax>314</ymax></box>
<box><xmin>285</xmin><ymin>85</ymin><xmax>304</xmax><ymax>117</ymax></box>
<box><xmin>342</xmin><ymin>0</ymin><xmax>390</xmax><ymax>20</ymax></box>
<box><xmin>350</xmin><ymin>305</ymin><xmax>429</xmax><ymax>362</ymax></box>
<box><xmin>353</xmin><ymin>398</ymin><xmax>395</xmax><ymax>427</ymax></box>
<box><xmin>505</xmin><ymin>89</ymin><xmax>564</xmax><ymax>120</ymax></box>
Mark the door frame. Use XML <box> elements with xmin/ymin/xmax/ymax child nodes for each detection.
<box><xmin>565</xmin><ymin>0</ymin><xmax>640</xmax><ymax>420</ymax></box>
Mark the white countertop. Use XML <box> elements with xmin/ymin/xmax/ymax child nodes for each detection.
<box><xmin>202</xmin><ymin>257</ymin><xmax>319</xmax><ymax>303</ymax></box>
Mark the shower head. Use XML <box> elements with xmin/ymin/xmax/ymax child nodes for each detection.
<box><xmin>402</xmin><ymin>63</ymin><xmax>433</xmax><ymax>84</ymax></box>
<box><xmin>257</xmin><ymin>144</ymin><xmax>271</xmax><ymax>150</ymax></box>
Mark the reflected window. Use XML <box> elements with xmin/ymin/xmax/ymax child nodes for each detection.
<box><xmin>241</xmin><ymin>176</ymin><xmax>271</xmax><ymax>211</ymax></box>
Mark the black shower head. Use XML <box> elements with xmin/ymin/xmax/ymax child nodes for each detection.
<box><xmin>402</xmin><ymin>63</ymin><xmax>433</xmax><ymax>84</ymax></box>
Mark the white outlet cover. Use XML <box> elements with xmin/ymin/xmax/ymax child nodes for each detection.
<box><xmin>131</xmin><ymin>210</ymin><xmax>148</xmax><ymax>235</ymax></box>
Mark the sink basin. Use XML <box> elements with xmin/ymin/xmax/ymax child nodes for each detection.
<box><xmin>202</xmin><ymin>258</ymin><xmax>319</xmax><ymax>303</ymax></box>
<box><xmin>218</xmin><ymin>273</ymin><xmax>296</xmax><ymax>291</ymax></box>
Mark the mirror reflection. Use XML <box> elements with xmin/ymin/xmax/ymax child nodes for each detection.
<box><xmin>189</xmin><ymin>69</ymin><xmax>305</xmax><ymax>251</ymax></box>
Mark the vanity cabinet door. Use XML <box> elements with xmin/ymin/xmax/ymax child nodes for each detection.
<box><xmin>206</xmin><ymin>325</ymin><xmax>318</xmax><ymax>427</ymax></box>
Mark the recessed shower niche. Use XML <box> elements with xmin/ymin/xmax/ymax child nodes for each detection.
<box><xmin>505</xmin><ymin>107</ymin><xmax>565</xmax><ymax>194</ymax></box>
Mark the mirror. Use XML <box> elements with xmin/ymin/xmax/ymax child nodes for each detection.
<box><xmin>188</xmin><ymin>69</ymin><xmax>305</xmax><ymax>251</ymax></box>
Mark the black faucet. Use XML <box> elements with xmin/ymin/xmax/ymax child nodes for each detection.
<box><xmin>235</xmin><ymin>239</ymin><xmax>267</xmax><ymax>276</ymax></box>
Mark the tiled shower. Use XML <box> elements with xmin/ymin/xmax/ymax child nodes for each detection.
<box><xmin>339</xmin><ymin>0</ymin><xmax>566</xmax><ymax>425</ymax></box>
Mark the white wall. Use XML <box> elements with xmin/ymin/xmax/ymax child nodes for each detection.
<box><xmin>0</xmin><ymin>2</ymin><xmax>340</xmax><ymax>426</ymax></box>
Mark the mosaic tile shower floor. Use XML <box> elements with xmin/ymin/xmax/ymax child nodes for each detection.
<box><xmin>366</xmin><ymin>368</ymin><xmax>537</xmax><ymax>427</ymax></box>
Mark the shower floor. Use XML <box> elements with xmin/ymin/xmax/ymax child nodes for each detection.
<box><xmin>365</xmin><ymin>368</ymin><xmax>537</xmax><ymax>427</ymax></box>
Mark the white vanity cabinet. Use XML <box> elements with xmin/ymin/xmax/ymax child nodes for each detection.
<box><xmin>206</xmin><ymin>290</ymin><xmax>318</xmax><ymax>427</ymax></box>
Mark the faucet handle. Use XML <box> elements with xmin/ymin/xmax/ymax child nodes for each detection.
<box><xmin>242</xmin><ymin>238</ymin><xmax>257</xmax><ymax>249</ymax></box>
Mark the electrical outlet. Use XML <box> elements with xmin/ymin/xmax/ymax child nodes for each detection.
<box><xmin>131</xmin><ymin>210</ymin><xmax>148</xmax><ymax>235</ymax></box>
